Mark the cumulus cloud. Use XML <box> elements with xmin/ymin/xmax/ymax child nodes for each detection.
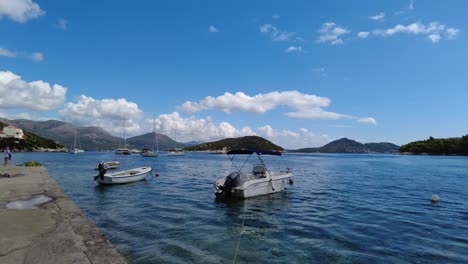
<box><xmin>260</xmin><ymin>24</ymin><xmax>296</xmax><ymax>42</ymax></box>
<box><xmin>285</xmin><ymin>46</ymin><xmax>302</xmax><ymax>53</ymax></box>
<box><xmin>357</xmin><ymin>117</ymin><xmax>377</xmax><ymax>125</ymax></box>
<box><xmin>0</xmin><ymin>0</ymin><xmax>45</xmax><ymax>23</ymax></box>
<box><xmin>178</xmin><ymin>90</ymin><xmax>330</xmax><ymax>114</ymax></box>
<box><xmin>372</xmin><ymin>22</ymin><xmax>460</xmax><ymax>43</ymax></box>
<box><xmin>144</xmin><ymin>112</ymin><xmax>254</xmax><ymax>142</ymax></box>
<box><xmin>369</xmin><ymin>12</ymin><xmax>385</xmax><ymax>21</ymax></box>
<box><xmin>318</xmin><ymin>22</ymin><xmax>350</xmax><ymax>45</ymax></box>
<box><xmin>0</xmin><ymin>47</ymin><xmax>16</xmax><ymax>57</ymax></box>
<box><xmin>357</xmin><ymin>31</ymin><xmax>370</xmax><ymax>39</ymax></box>
<box><xmin>0</xmin><ymin>71</ymin><xmax>67</xmax><ymax>111</ymax></box>
<box><xmin>208</xmin><ymin>25</ymin><xmax>218</xmax><ymax>33</ymax></box>
<box><xmin>142</xmin><ymin>113</ymin><xmax>331</xmax><ymax>148</ymax></box>
<box><xmin>57</xmin><ymin>18</ymin><xmax>67</xmax><ymax>30</ymax></box>
<box><xmin>59</xmin><ymin>95</ymin><xmax>144</xmax><ymax>135</ymax></box>
<box><xmin>31</xmin><ymin>52</ymin><xmax>43</xmax><ymax>61</ymax></box>
<box><xmin>257</xmin><ymin>126</ymin><xmax>332</xmax><ymax>149</ymax></box>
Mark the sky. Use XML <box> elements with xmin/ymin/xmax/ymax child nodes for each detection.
<box><xmin>0</xmin><ymin>0</ymin><xmax>467</xmax><ymax>148</ymax></box>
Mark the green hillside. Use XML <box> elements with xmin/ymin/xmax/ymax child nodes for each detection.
<box><xmin>0</xmin><ymin>121</ymin><xmax>64</xmax><ymax>151</ymax></box>
<box><xmin>291</xmin><ymin>138</ymin><xmax>399</xmax><ymax>154</ymax></box>
<box><xmin>399</xmin><ymin>135</ymin><xmax>468</xmax><ymax>155</ymax></box>
<box><xmin>184</xmin><ymin>136</ymin><xmax>284</xmax><ymax>152</ymax></box>
<box><xmin>126</xmin><ymin>132</ymin><xmax>184</xmax><ymax>151</ymax></box>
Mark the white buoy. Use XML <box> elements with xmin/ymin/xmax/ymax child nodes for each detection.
<box><xmin>431</xmin><ymin>194</ymin><xmax>441</xmax><ymax>203</ymax></box>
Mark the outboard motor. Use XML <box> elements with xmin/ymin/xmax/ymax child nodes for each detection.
<box><xmin>221</xmin><ymin>172</ymin><xmax>240</xmax><ymax>194</ymax></box>
<box><xmin>94</xmin><ymin>162</ymin><xmax>108</xmax><ymax>181</ymax></box>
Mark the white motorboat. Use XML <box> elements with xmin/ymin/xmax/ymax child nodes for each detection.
<box><xmin>215</xmin><ymin>150</ymin><xmax>293</xmax><ymax>199</ymax></box>
<box><xmin>95</xmin><ymin>164</ymin><xmax>151</xmax><ymax>185</ymax></box>
<box><xmin>94</xmin><ymin>161</ymin><xmax>119</xmax><ymax>170</ymax></box>
<box><xmin>167</xmin><ymin>148</ymin><xmax>185</xmax><ymax>156</ymax></box>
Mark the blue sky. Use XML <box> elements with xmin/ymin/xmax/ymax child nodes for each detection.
<box><xmin>0</xmin><ymin>0</ymin><xmax>467</xmax><ymax>148</ymax></box>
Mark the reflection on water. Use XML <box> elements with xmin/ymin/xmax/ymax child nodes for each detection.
<box><xmin>11</xmin><ymin>152</ymin><xmax>468</xmax><ymax>264</ymax></box>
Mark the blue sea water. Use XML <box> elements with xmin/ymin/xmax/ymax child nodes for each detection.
<box><xmin>9</xmin><ymin>152</ymin><xmax>468</xmax><ymax>263</ymax></box>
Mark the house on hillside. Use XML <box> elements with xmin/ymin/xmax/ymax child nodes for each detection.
<box><xmin>2</xmin><ymin>125</ymin><xmax>24</xmax><ymax>139</ymax></box>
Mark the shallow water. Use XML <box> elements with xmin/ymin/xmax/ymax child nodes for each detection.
<box><xmin>11</xmin><ymin>152</ymin><xmax>468</xmax><ymax>263</ymax></box>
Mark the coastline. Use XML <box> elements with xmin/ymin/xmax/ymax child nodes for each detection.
<box><xmin>0</xmin><ymin>165</ymin><xmax>127</xmax><ymax>264</ymax></box>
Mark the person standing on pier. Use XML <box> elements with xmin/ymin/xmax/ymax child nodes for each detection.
<box><xmin>3</xmin><ymin>146</ymin><xmax>11</xmax><ymax>166</ymax></box>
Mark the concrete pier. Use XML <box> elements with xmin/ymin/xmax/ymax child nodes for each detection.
<box><xmin>0</xmin><ymin>166</ymin><xmax>127</xmax><ymax>264</ymax></box>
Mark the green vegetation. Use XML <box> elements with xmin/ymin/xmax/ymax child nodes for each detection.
<box><xmin>399</xmin><ymin>135</ymin><xmax>468</xmax><ymax>155</ymax></box>
<box><xmin>0</xmin><ymin>121</ymin><xmax>63</xmax><ymax>151</ymax></box>
<box><xmin>18</xmin><ymin>161</ymin><xmax>43</xmax><ymax>167</ymax></box>
<box><xmin>184</xmin><ymin>136</ymin><xmax>284</xmax><ymax>152</ymax></box>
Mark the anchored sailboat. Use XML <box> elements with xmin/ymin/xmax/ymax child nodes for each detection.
<box><xmin>69</xmin><ymin>127</ymin><xmax>84</xmax><ymax>154</ymax></box>
<box><xmin>141</xmin><ymin>115</ymin><xmax>159</xmax><ymax>157</ymax></box>
<box><xmin>115</xmin><ymin>120</ymin><xmax>131</xmax><ymax>155</ymax></box>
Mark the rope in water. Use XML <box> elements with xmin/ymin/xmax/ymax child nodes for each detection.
<box><xmin>232</xmin><ymin>217</ymin><xmax>245</xmax><ymax>264</ymax></box>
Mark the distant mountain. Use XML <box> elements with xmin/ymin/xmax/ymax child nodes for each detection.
<box><xmin>291</xmin><ymin>138</ymin><xmax>399</xmax><ymax>154</ymax></box>
<box><xmin>183</xmin><ymin>140</ymin><xmax>205</xmax><ymax>147</ymax></box>
<box><xmin>0</xmin><ymin>121</ymin><xmax>64</xmax><ymax>151</ymax></box>
<box><xmin>126</xmin><ymin>132</ymin><xmax>184</xmax><ymax>151</ymax></box>
<box><xmin>184</xmin><ymin>136</ymin><xmax>284</xmax><ymax>152</ymax></box>
<box><xmin>399</xmin><ymin>135</ymin><xmax>468</xmax><ymax>156</ymax></box>
<box><xmin>1</xmin><ymin>118</ymin><xmax>121</xmax><ymax>150</ymax></box>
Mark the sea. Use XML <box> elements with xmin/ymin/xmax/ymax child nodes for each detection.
<box><xmin>10</xmin><ymin>152</ymin><xmax>468</xmax><ymax>264</ymax></box>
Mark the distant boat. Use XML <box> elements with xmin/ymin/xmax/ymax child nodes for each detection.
<box><xmin>94</xmin><ymin>161</ymin><xmax>119</xmax><ymax>170</ymax></box>
<box><xmin>141</xmin><ymin>115</ymin><xmax>159</xmax><ymax>157</ymax></box>
<box><xmin>214</xmin><ymin>150</ymin><xmax>293</xmax><ymax>199</ymax></box>
<box><xmin>168</xmin><ymin>128</ymin><xmax>185</xmax><ymax>156</ymax></box>
<box><xmin>95</xmin><ymin>163</ymin><xmax>151</xmax><ymax>185</ymax></box>
<box><xmin>115</xmin><ymin>120</ymin><xmax>131</xmax><ymax>155</ymax></box>
<box><xmin>69</xmin><ymin>127</ymin><xmax>84</xmax><ymax>154</ymax></box>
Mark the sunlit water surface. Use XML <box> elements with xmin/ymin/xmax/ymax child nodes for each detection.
<box><xmin>11</xmin><ymin>152</ymin><xmax>468</xmax><ymax>263</ymax></box>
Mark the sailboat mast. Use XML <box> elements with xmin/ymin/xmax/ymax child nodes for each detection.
<box><xmin>123</xmin><ymin>119</ymin><xmax>127</xmax><ymax>148</ymax></box>
<box><xmin>74</xmin><ymin>127</ymin><xmax>77</xmax><ymax>148</ymax></box>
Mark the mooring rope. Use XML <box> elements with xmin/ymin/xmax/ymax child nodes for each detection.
<box><xmin>232</xmin><ymin>217</ymin><xmax>245</xmax><ymax>264</ymax></box>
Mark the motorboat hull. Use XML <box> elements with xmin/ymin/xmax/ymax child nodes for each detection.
<box><xmin>96</xmin><ymin>167</ymin><xmax>151</xmax><ymax>185</ymax></box>
<box><xmin>215</xmin><ymin>172</ymin><xmax>292</xmax><ymax>199</ymax></box>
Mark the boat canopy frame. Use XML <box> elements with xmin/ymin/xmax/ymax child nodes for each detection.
<box><xmin>227</xmin><ymin>149</ymin><xmax>289</xmax><ymax>177</ymax></box>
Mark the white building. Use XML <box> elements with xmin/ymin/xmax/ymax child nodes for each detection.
<box><xmin>2</xmin><ymin>125</ymin><xmax>24</xmax><ymax>139</ymax></box>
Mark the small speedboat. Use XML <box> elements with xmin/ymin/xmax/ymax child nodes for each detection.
<box><xmin>94</xmin><ymin>161</ymin><xmax>119</xmax><ymax>170</ymax></box>
<box><xmin>214</xmin><ymin>150</ymin><xmax>293</xmax><ymax>199</ymax></box>
<box><xmin>94</xmin><ymin>163</ymin><xmax>151</xmax><ymax>185</ymax></box>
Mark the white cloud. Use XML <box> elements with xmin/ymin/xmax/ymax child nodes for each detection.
<box><xmin>427</xmin><ymin>34</ymin><xmax>441</xmax><ymax>43</ymax></box>
<box><xmin>0</xmin><ymin>47</ymin><xmax>16</xmax><ymax>57</ymax></box>
<box><xmin>446</xmin><ymin>28</ymin><xmax>460</xmax><ymax>39</ymax></box>
<box><xmin>369</xmin><ymin>12</ymin><xmax>385</xmax><ymax>21</ymax></box>
<box><xmin>357</xmin><ymin>117</ymin><xmax>377</xmax><ymax>125</ymax></box>
<box><xmin>357</xmin><ymin>31</ymin><xmax>370</xmax><ymax>39</ymax></box>
<box><xmin>57</xmin><ymin>18</ymin><xmax>67</xmax><ymax>30</ymax></box>
<box><xmin>285</xmin><ymin>46</ymin><xmax>302</xmax><ymax>53</ymax></box>
<box><xmin>147</xmin><ymin>112</ymin><xmax>254</xmax><ymax>142</ymax></box>
<box><xmin>208</xmin><ymin>25</ymin><xmax>218</xmax><ymax>33</ymax></box>
<box><xmin>286</xmin><ymin>108</ymin><xmax>350</xmax><ymax>120</ymax></box>
<box><xmin>0</xmin><ymin>111</ymin><xmax>33</xmax><ymax>120</ymax></box>
<box><xmin>0</xmin><ymin>71</ymin><xmax>67</xmax><ymax>111</ymax></box>
<box><xmin>0</xmin><ymin>0</ymin><xmax>45</xmax><ymax>23</ymax></box>
<box><xmin>59</xmin><ymin>95</ymin><xmax>144</xmax><ymax>135</ymax></box>
<box><xmin>257</xmin><ymin>126</ymin><xmax>332</xmax><ymax>149</ymax></box>
<box><xmin>141</xmin><ymin>113</ymin><xmax>333</xmax><ymax>148</ymax></box>
<box><xmin>372</xmin><ymin>22</ymin><xmax>459</xmax><ymax>43</ymax></box>
<box><xmin>272</xmin><ymin>14</ymin><xmax>280</xmax><ymax>19</ymax></box>
<box><xmin>260</xmin><ymin>24</ymin><xmax>296</xmax><ymax>42</ymax></box>
<box><xmin>31</xmin><ymin>52</ymin><xmax>43</xmax><ymax>61</ymax></box>
<box><xmin>318</xmin><ymin>22</ymin><xmax>350</xmax><ymax>45</ymax></box>
<box><xmin>178</xmin><ymin>90</ymin><xmax>330</xmax><ymax>114</ymax></box>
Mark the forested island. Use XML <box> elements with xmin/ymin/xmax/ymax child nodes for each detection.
<box><xmin>399</xmin><ymin>135</ymin><xmax>468</xmax><ymax>156</ymax></box>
